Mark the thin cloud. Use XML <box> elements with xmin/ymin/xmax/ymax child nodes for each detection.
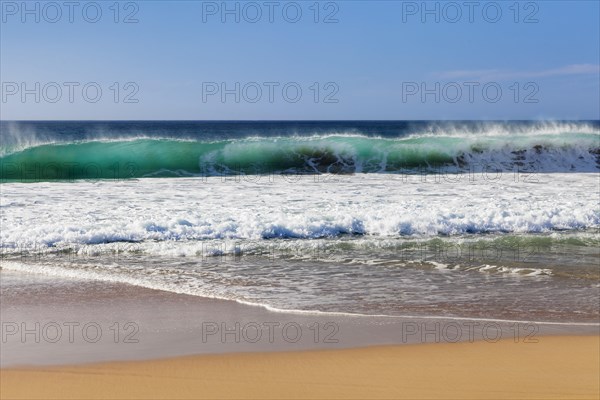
<box><xmin>435</xmin><ymin>64</ymin><xmax>600</xmax><ymax>81</ymax></box>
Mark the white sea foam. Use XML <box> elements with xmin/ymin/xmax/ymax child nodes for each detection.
<box><xmin>1</xmin><ymin>174</ymin><xmax>598</xmax><ymax>251</ymax></box>
<box><xmin>2</xmin><ymin>173</ymin><xmax>599</xmax><ymax>322</ymax></box>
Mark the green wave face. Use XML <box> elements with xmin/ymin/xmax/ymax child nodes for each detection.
<box><xmin>0</xmin><ymin>140</ymin><xmax>217</xmax><ymax>180</ymax></box>
<box><xmin>1</xmin><ymin>133</ymin><xmax>599</xmax><ymax>181</ymax></box>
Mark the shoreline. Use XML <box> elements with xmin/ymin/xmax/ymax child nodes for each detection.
<box><xmin>2</xmin><ymin>336</ymin><xmax>599</xmax><ymax>399</ymax></box>
<box><xmin>2</xmin><ymin>269</ymin><xmax>598</xmax><ymax>368</ymax></box>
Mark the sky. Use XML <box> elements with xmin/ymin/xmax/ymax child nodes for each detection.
<box><xmin>0</xmin><ymin>0</ymin><xmax>599</xmax><ymax>120</ymax></box>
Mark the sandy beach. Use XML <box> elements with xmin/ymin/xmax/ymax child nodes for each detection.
<box><xmin>2</xmin><ymin>336</ymin><xmax>599</xmax><ymax>399</ymax></box>
<box><xmin>1</xmin><ymin>270</ymin><xmax>599</xmax><ymax>399</ymax></box>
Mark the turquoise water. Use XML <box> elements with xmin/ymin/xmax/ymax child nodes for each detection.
<box><xmin>1</xmin><ymin>120</ymin><xmax>599</xmax><ymax>180</ymax></box>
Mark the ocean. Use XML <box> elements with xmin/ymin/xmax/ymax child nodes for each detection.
<box><xmin>1</xmin><ymin>120</ymin><xmax>599</xmax><ymax>324</ymax></box>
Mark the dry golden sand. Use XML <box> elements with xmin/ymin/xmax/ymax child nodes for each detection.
<box><xmin>1</xmin><ymin>336</ymin><xmax>598</xmax><ymax>400</ymax></box>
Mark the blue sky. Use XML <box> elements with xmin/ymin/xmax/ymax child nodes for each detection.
<box><xmin>1</xmin><ymin>0</ymin><xmax>599</xmax><ymax>120</ymax></box>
